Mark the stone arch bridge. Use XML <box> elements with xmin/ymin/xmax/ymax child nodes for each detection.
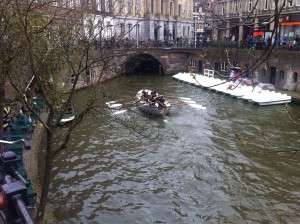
<box><xmin>113</xmin><ymin>48</ymin><xmax>204</xmax><ymax>75</ymax></box>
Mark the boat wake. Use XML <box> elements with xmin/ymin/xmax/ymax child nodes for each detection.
<box><xmin>170</xmin><ymin>97</ymin><xmax>207</xmax><ymax>110</ymax></box>
<box><xmin>106</xmin><ymin>101</ymin><xmax>127</xmax><ymax>115</ymax></box>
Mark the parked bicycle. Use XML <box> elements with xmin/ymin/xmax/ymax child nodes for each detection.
<box><xmin>0</xmin><ymin>139</ymin><xmax>35</xmax><ymax>224</ymax></box>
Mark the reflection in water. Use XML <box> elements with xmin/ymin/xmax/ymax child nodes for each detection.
<box><xmin>49</xmin><ymin>75</ymin><xmax>300</xmax><ymax>224</ymax></box>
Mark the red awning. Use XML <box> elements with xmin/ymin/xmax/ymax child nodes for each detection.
<box><xmin>280</xmin><ymin>22</ymin><xmax>300</xmax><ymax>26</ymax></box>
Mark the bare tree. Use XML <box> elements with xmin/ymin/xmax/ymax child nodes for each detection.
<box><xmin>0</xmin><ymin>0</ymin><xmax>15</xmax><ymax>150</ymax></box>
<box><xmin>0</xmin><ymin>0</ymin><xmax>149</xmax><ymax>223</ymax></box>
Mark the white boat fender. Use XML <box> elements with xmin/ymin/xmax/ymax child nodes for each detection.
<box><xmin>113</xmin><ymin>110</ymin><xmax>127</xmax><ymax>115</ymax></box>
<box><xmin>183</xmin><ymin>100</ymin><xmax>197</xmax><ymax>104</ymax></box>
<box><xmin>179</xmin><ymin>97</ymin><xmax>192</xmax><ymax>100</ymax></box>
<box><xmin>108</xmin><ymin>103</ymin><xmax>123</xmax><ymax>109</ymax></box>
<box><xmin>189</xmin><ymin>104</ymin><xmax>206</xmax><ymax>110</ymax></box>
<box><xmin>106</xmin><ymin>101</ymin><xmax>117</xmax><ymax>105</ymax></box>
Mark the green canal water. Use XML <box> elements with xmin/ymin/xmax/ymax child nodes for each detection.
<box><xmin>49</xmin><ymin>74</ymin><xmax>300</xmax><ymax>224</ymax></box>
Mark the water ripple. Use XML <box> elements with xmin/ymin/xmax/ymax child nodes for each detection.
<box><xmin>50</xmin><ymin>75</ymin><xmax>300</xmax><ymax>223</ymax></box>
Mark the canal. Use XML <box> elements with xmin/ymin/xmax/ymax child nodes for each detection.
<box><xmin>49</xmin><ymin>74</ymin><xmax>300</xmax><ymax>223</ymax></box>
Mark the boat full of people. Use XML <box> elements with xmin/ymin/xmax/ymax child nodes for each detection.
<box><xmin>135</xmin><ymin>90</ymin><xmax>172</xmax><ymax>116</ymax></box>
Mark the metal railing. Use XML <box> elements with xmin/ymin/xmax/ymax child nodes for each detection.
<box><xmin>93</xmin><ymin>38</ymin><xmax>300</xmax><ymax>52</ymax></box>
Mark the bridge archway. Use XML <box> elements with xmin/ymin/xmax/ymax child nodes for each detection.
<box><xmin>123</xmin><ymin>53</ymin><xmax>163</xmax><ymax>75</ymax></box>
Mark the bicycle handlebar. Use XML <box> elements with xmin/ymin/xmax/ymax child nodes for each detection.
<box><xmin>0</xmin><ymin>139</ymin><xmax>31</xmax><ymax>150</ymax></box>
<box><xmin>1</xmin><ymin>176</ymin><xmax>35</xmax><ymax>224</ymax></box>
<box><xmin>13</xmin><ymin>194</ymin><xmax>35</xmax><ymax>224</ymax></box>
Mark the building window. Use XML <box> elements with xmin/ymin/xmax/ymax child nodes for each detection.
<box><xmin>183</xmin><ymin>5</ymin><xmax>186</xmax><ymax>18</ymax></box>
<box><xmin>106</xmin><ymin>22</ymin><xmax>113</xmax><ymax>38</ymax></box>
<box><xmin>170</xmin><ymin>2</ymin><xmax>173</xmax><ymax>16</ymax></box>
<box><xmin>294</xmin><ymin>72</ymin><xmax>298</xmax><ymax>82</ymax></box>
<box><xmin>190</xmin><ymin>59</ymin><xmax>196</xmax><ymax>67</ymax></box>
<box><xmin>118</xmin><ymin>0</ymin><xmax>123</xmax><ymax>13</ymax></box>
<box><xmin>222</xmin><ymin>3</ymin><xmax>225</xmax><ymax>15</ymax></box>
<box><xmin>161</xmin><ymin>0</ymin><xmax>164</xmax><ymax>14</ymax></box>
<box><xmin>271</xmin><ymin>0</ymin><xmax>276</xmax><ymax>9</ymax></box>
<box><xmin>280</xmin><ymin>71</ymin><xmax>284</xmax><ymax>80</ymax></box>
<box><xmin>135</xmin><ymin>0</ymin><xmax>139</xmax><ymax>14</ymax></box>
<box><xmin>297</xmin><ymin>0</ymin><xmax>300</xmax><ymax>6</ymax></box>
<box><xmin>69</xmin><ymin>0</ymin><xmax>74</xmax><ymax>8</ymax></box>
<box><xmin>120</xmin><ymin>23</ymin><xmax>125</xmax><ymax>37</ymax></box>
<box><xmin>136</xmin><ymin>24</ymin><xmax>140</xmax><ymax>39</ymax></box>
<box><xmin>178</xmin><ymin>4</ymin><xmax>181</xmax><ymax>17</ymax></box>
<box><xmin>263</xmin><ymin>0</ymin><xmax>269</xmax><ymax>10</ymax></box>
<box><xmin>151</xmin><ymin>0</ymin><xmax>154</xmax><ymax>13</ymax></box>
<box><xmin>95</xmin><ymin>0</ymin><xmax>100</xmax><ymax>11</ymax></box>
<box><xmin>289</xmin><ymin>0</ymin><xmax>293</xmax><ymax>6</ymax></box>
<box><xmin>221</xmin><ymin>62</ymin><xmax>227</xmax><ymax>71</ymax></box>
<box><xmin>248</xmin><ymin>0</ymin><xmax>252</xmax><ymax>11</ymax></box>
<box><xmin>207</xmin><ymin>20</ymin><xmax>212</xmax><ymax>28</ymax></box>
<box><xmin>128</xmin><ymin>23</ymin><xmax>132</xmax><ymax>37</ymax></box>
<box><xmin>105</xmin><ymin>0</ymin><xmax>109</xmax><ymax>13</ymax></box>
<box><xmin>234</xmin><ymin>0</ymin><xmax>238</xmax><ymax>13</ymax></box>
<box><xmin>61</xmin><ymin>0</ymin><xmax>66</xmax><ymax>7</ymax></box>
<box><xmin>128</xmin><ymin>0</ymin><xmax>131</xmax><ymax>13</ymax></box>
<box><xmin>183</xmin><ymin>26</ymin><xmax>186</xmax><ymax>36</ymax></box>
<box><xmin>214</xmin><ymin>62</ymin><xmax>220</xmax><ymax>70</ymax></box>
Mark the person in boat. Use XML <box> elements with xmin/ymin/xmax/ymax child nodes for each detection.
<box><xmin>157</xmin><ymin>95</ymin><xmax>166</xmax><ymax>109</ymax></box>
<box><xmin>141</xmin><ymin>90</ymin><xmax>150</xmax><ymax>102</ymax></box>
<box><xmin>150</xmin><ymin>91</ymin><xmax>159</xmax><ymax>102</ymax></box>
<box><xmin>142</xmin><ymin>90</ymin><xmax>148</xmax><ymax>98</ymax></box>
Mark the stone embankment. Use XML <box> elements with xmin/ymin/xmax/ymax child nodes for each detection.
<box><xmin>281</xmin><ymin>90</ymin><xmax>300</xmax><ymax>104</ymax></box>
<box><xmin>23</xmin><ymin>112</ymin><xmax>58</xmax><ymax>223</ymax></box>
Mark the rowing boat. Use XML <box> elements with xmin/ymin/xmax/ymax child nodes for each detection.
<box><xmin>135</xmin><ymin>89</ymin><xmax>172</xmax><ymax>116</ymax></box>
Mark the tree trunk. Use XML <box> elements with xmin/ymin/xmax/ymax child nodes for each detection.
<box><xmin>0</xmin><ymin>77</ymin><xmax>5</xmax><ymax>152</ymax></box>
<box><xmin>36</xmin><ymin>130</ymin><xmax>54</xmax><ymax>224</ymax></box>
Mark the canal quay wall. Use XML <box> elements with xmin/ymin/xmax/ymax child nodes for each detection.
<box><xmin>198</xmin><ymin>48</ymin><xmax>300</xmax><ymax>103</ymax></box>
<box><xmin>115</xmin><ymin>48</ymin><xmax>300</xmax><ymax>93</ymax></box>
<box><xmin>201</xmin><ymin>48</ymin><xmax>300</xmax><ymax>92</ymax></box>
<box><xmin>23</xmin><ymin>112</ymin><xmax>58</xmax><ymax>223</ymax></box>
